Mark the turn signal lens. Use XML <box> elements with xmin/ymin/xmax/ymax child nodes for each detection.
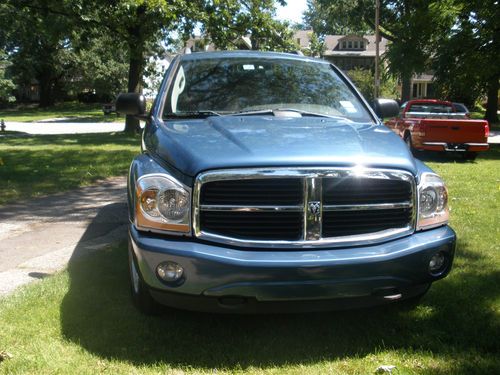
<box><xmin>140</xmin><ymin>189</ymin><xmax>159</xmax><ymax>217</ymax></box>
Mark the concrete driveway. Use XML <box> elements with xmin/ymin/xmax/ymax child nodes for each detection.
<box><xmin>0</xmin><ymin>177</ymin><xmax>128</xmax><ymax>296</ymax></box>
<box><xmin>3</xmin><ymin>120</ymin><xmax>127</xmax><ymax>134</ymax></box>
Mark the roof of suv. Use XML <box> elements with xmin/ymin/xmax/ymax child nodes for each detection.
<box><xmin>178</xmin><ymin>50</ymin><xmax>327</xmax><ymax>64</ymax></box>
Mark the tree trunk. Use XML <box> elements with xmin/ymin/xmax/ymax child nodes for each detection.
<box><xmin>124</xmin><ymin>52</ymin><xmax>143</xmax><ymax>134</ymax></box>
<box><xmin>401</xmin><ymin>73</ymin><xmax>412</xmax><ymax>103</ymax></box>
<box><xmin>484</xmin><ymin>77</ymin><xmax>499</xmax><ymax>124</ymax></box>
<box><xmin>124</xmin><ymin>10</ymin><xmax>146</xmax><ymax>135</ymax></box>
<box><xmin>38</xmin><ymin>75</ymin><xmax>55</xmax><ymax>108</ymax></box>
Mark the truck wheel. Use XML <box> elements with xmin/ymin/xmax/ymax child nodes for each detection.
<box><xmin>397</xmin><ymin>283</ymin><xmax>431</xmax><ymax>310</ymax></box>
<box><xmin>404</xmin><ymin>134</ymin><xmax>414</xmax><ymax>152</ymax></box>
<box><xmin>128</xmin><ymin>240</ymin><xmax>160</xmax><ymax>315</ymax></box>
<box><xmin>463</xmin><ymin>152</ymin><xmax>477</xmax><ymax>161</ymax></box>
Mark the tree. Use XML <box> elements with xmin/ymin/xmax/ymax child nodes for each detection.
<box><xmin>347</xmin><ymin>68</ymin><xmax>399</xmax><ymax>102</ymax></box>
<box><xmin>81</xmin><ymin>1</ymin><xmax>295</xmax><ymax>133</ymax></box>
<box><xmin>0</xmin><ymin>50</ymin><xmax>15</xmax><ymax>105</ymax></box>
<box><xmin>433</xmin><ymin>0</ymin><xmax>499</xmax><ymax>123</ymax></box>
<box><xmin>304</xmin><ymin>0</ymin><xmax>369</xmax><ymax>35</ymax></box>
<box><xmin>1</xmin><ymin>0</ymin><xmax>76</xmax><ymax>107</ymax></box>
<box><xmin>1</xmin><ymin>1</ymin><xmax>300</xmax><ymax>133</ymax></box>
<box><xmin>305</xmin><ymin>1</ymin><xmax>456</xmax><ymax>101</ymax></box>
<box><xmin>69</xmin><ymin>33</ymin><xmax>129</xmax><ymax>102</ymax></box>
<box><xmin>307</xmin><ymin>32</ymin><xmax>326</xmax><ymax>57</ymax></box>
<box><xmin>200</xmin><ymin>0</ymin><xmax>296</xmax><ymax>52</ymax></box>
<box><xmin>73</xmin><ymin>1</ymin><xmax>201</xmax><ymax>133</ymax></box>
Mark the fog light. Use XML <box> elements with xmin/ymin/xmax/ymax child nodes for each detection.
<box><xmin>429</xmin><ymin>252</ymin><xmax>446</xmax><ymax>274</ymax></box>
<box><xmin>157</xmin><ymin>262</ymin><xmax>183</xmax><ymax>282</ymax></box>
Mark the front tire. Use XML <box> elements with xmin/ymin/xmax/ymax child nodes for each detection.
<box><xmin>128</xmin><ymin>240</ymin><xmax>160</xmax><ymax>315</ymax></box>
<box><xmin>397</xmin><ymin>283</ymin><xmax>431</xmax><ymax>310</ymax></box>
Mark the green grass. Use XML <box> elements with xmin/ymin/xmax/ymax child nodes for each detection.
<box><xmin>0</xmin><ymin>147</ymin><xmax>499</xmax><ymax>374</ymax></box>
<box><xmin>0</xmin><ymin>102</ymin><xmax>124</xmax><ymax>123</ymax></box>
<box><xmin>0</xmin><ymin>133</ymin><xmax>140</xmax><ymax>205</ymax></box>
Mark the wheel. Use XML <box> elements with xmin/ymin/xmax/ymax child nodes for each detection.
<box><xmin>397</xmin><ymin>283</ymin><xmax>431</xmax><ymax>311</ymax></box>
<box><xmin>404</xmin><ymin>133</ymin><xmax>415</xmax><ymax>154</ymax></box>
<box><xmin>463</xmin><ymin>152</ymin><xmax>477</xmax><ymax>161</ymax></box>
<box><xmin>128</xmin><ymin>240</ymin><xmax>160</xmax><ymax>315</ymax></box>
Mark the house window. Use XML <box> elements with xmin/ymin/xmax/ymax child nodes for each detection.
<box><xmin>348</xmin><ymin>41</ymin><xmax>352</xmax><ymax>49</ymax></box>
<box><xmin>360</xmin><ymin>41</ymin><xmax>364</xmax><ymax>49</ymax></box>
<box><xmin>427</xmin><ymin>83</ymin><xmax>435</xmax><ymax>98</ymax></box>
<box><xmin>354</xmin><ymin>41</ymin><xmax>358</xmax><ymax>49</ymax></box>
<box><xmin>296</xmin><ymin>38</ymin><xmax>301</xmax><ymax>45</ymax></box>
<box><xmin>342</xmin><ymin>41</ymin><xmax>347</xmax><ymax>49</ymax></box>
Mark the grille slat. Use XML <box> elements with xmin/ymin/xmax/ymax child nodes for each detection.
<box><xmin>201</xmin><ymin>178</ymin><xmax>303</xmax><ymax>205</ymax></box>
<box><xmin>200</xmin><ymin>211</ymin><xmax>302</xmax><ymax>240</ymax></box>
<box><xmin>197</xmin><ymin>170</ymin><xmax>414</xmax><ymax>245</ymax></box>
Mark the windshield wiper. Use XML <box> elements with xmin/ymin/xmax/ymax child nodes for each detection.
<box><xmin>277</xmin><ymin>108</ymin><xmax>349</xmax><ymax>121</ymax></box>
<box><xmin>164</xmin><ymin>110</ymin><xmax>222</xmax><ymax>118</ymax></box>
<box><xmin>229</xmin><ymin>108</ymin><xmax>348</xmax><ymax>121</ymax></box>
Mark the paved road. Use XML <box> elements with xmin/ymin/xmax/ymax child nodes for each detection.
<box><xmin>0</xmin><ymin>177</ymin><xmax>128</xmax><ymax>296</ymax></box>
<box><xmin>3</xmin><ymin>120</ymin><xmax>127</xmax><ymax>134</ymax></box>
<box><xmin>488</xmin><ymin>130</ymin><xmax>500</xmax><ymax>144</ymax></box>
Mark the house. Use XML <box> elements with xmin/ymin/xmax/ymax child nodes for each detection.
<box><xmin>295</xmin><ymin>30</ymin><xmax>434</xmax><ymax>100</ymax></box>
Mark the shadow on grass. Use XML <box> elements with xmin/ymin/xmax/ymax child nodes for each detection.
<box><xmin>60</xmin><ymin>206</ymin><xmax>500</xmax><ymax>372</ymax></box>
<box><xmin>414</xmin><ymin>144</ymin><xmax>500</xmax><ymax>163</ymax></box>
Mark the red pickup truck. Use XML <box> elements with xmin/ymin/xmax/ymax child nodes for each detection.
<box><xmin>385</xmin><ymin>99</ymin><xmax>489</xmax><ymax>159</ymax></box>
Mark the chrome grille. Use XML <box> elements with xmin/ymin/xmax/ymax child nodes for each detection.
<box><xmin>193</xmin><ymin>168</ymin><xmax>416</xmax><ymax>248</ymax></box>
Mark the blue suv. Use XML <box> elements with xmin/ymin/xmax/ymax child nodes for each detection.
<box><xmin>117</xmin><ymin>51</ymin><xmax>456</xmax><ymax>314</ymax></box>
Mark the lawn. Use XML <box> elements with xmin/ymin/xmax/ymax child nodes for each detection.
<box><xmin>0</xmin><ymin>147</ymin><xmax>498</xmax><ymax>374</ymax></box>
<box><xmin>0</xmin><ymin>102</ymin><xmax>123</xmax><ymax>123</ymax></box>
<box><xmin>0</xmin><ymin>133</ymin><xmax>140</xmax><ymax>205</ymax></box>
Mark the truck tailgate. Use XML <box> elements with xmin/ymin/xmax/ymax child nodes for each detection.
<box><xmin>422</xmin><ymin>119</ymin><xmax>488</xmax><ymax>143</ymax></box>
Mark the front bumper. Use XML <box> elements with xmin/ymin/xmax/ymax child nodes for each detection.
<box><xmin>129</xmin><ymin>225</ymin><xmax>456</xmax><ymax>313</ymax></box>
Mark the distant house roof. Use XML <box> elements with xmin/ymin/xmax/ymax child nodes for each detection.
<box><xmin>412</xmin><ymin>73</ymin><xmax>434</xmax><ymax>82</ymax></box>
<box><xmin>294</xmin><ymin>30</ymin><xmax>388</xmax><ymax>58</ymax></box>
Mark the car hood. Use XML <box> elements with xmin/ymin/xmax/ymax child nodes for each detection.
<box><xmin>145</xmin><ymin>116</ymin><xmax>417</xmax><ymax>177</ymax></box>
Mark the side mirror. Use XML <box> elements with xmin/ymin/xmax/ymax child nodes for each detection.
<box><xmin>372</xmin><ymin>98</ymin><xmax>399</xmax><ymax>119</ymax></box>
<box><xmin>116</xmin><ymin>93</ymin><xmax>146</xmax><ymax>116</ymax></box>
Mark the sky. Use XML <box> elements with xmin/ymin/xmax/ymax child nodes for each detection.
<box><xmin>275</xmin><ymin>0</ymin><xmax>308</xmax><ymax>25</ymax></box>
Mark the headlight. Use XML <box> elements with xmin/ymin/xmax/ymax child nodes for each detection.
<box><xmin>135</xmin><ymin>174</ymin><xmax>191</xmax><ymax>234</ymax></box>
<box><xmin>417</xmin><ymin>173</ymin><xmax>449</xmax><ymax>230</ymax></box>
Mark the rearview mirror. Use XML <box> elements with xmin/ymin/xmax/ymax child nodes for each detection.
<box><xmin>372</xmin><ymin>98</ymin><xmax>399</xmax><ymax>119</ymax></box>
<box><xmin>116</xmin><ymin>93</ymin><xmax>146</xmax><ymax>116</ymax></box>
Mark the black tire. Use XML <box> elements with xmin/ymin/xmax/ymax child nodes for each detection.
<box><xmin>128</xmin><ymin>240</ymin><xmax>160</xmax><ymax>315</ymax></box>
<box><xmin>404</xmin><ymin>133</ymin><xmax>414</xmax><ymax>152</ymax></box>
<box><xmin>463</xmin><ymin>152</ymin><xmax>477</xmax><ymax>161</ymax></box>
<box><xmin>397</xmin><ymin>283</ymin><xmax>431</xmax><ymax>311</ymax></box>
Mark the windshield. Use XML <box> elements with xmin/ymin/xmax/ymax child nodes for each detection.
<box><xmin>164</xmin><ymin>56</ymin><xmax>373</xmax><ymax>123</ymax></box>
